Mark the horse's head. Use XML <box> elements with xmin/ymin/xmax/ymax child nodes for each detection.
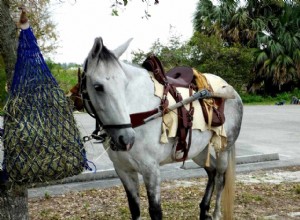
<box><xmin>83</xmin><ymin>37</ymin><xmax>135</xmax><ymax>151</ymax></box>
<box><xmin>67</xmin><ymin>68</ymin><xmax>84</xmax><ymax>111</ymax></box>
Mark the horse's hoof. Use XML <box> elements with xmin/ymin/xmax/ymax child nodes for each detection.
<box><xmin>212</xmin><ymin>212</ymin><xmax>221</xmax><ymax>220</ymax></box>
<box><xmin>200</xmin><ymin>215</ymin><xmax>212</xmax><ymax>220</ymax></box>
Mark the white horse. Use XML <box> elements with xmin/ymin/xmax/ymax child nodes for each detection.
<box><xmin>82</xmin><ymin>37</ymin><xmax>243</xmax><ymax>220</ymax></box>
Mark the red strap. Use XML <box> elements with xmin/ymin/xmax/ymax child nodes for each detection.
<box><xmin>130</xmin><ymin>108</ymin><xmax>159</xmax><ymax>128</ymax></box>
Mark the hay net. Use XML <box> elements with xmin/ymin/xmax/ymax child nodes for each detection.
<box><xmin>2</xmin><ymin>27</ymin><xmax>87</xmax><ymax>185</ymax></box>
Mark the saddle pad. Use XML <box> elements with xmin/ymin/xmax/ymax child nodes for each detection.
<box><xmin>150</xmin><ymin>70</ymin><xmax>229</xmax><ymax>152</ymax></box>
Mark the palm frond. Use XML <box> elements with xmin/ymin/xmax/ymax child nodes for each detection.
<box><xmin>269</xmin><ymin>42</ymin><xmax>284</xmax><ymax>59</ymax></box>
<box><xmin>256</xmin><ymin>51</ymin><xmax>268</xmax><ymax>64</ymax></box>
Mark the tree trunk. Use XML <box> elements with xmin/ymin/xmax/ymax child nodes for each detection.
<box><xmin>0</xmin><ymin>186</ymin><xmax>29</xmax><ymax>220</ymax></box>
<box><xmin>0</xmin><ymin>1</ymin><xmax>29</xmax><ymax>219</ymax></box>
<box><xmin>0</xmin><ymin>0</ymin><xmax>17</xmax><ymax>89</ymax></box>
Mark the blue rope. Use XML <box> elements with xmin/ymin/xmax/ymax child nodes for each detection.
<box><xmin>11</xmin><ymin>27</ymin><xmax>57</xmax><ymax>94</ymax></box>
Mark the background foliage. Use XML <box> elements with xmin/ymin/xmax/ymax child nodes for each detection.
<box><xmin>132</xmin><ymin>30</ymin><xmax>255</xmax><ymax>93</ymax></box>
<box><xmin>8</xmin><ymin>0</ymin><xmax>58</xmax><ymax>54</ymax></box>
<box><xmin>193</xmin><ymin>0</ymin><xmax>300</xmax><ymax>94</ymax></box>
<box><xmin>1</xmin><ymin>0</ymin><xmax>300</xmax><ymax>112</ymax></box>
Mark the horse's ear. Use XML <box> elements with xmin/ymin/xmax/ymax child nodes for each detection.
<box><xmin>91</xmin><ymin>37</ymin><xmax>103</xmax><ymax>59</ymax></box>
<box><xmin>113</xmin><ymin>38</ymin><xmax>133</xmax><ymax>58</ymax></box>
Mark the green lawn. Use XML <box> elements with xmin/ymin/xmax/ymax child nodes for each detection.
<box><xmin>50</xmin><ymin>68</ymin><xmax>79</xmax><ymax>94</ymax></box>
<box><xmin>240</xmin><ymin>88</ymin><xmax>300</xmax><ymax>105</ymax></box>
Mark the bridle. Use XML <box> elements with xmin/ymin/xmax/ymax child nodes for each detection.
<box><xmin>79</xmin><ymin>66</ymin><xmax>132</xmax><ymax>144</ymax></box>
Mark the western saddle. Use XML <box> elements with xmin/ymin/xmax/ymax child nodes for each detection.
<box><xmin>142</xmin><ymin>55</ymin><xmax>225</xmax><ymax>162</ymax></box>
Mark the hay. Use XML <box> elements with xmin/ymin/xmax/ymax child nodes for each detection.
<box><xmin>2</xmin><ymin>27</ymin><xmax>85</xmax><ymax>185</ymax></box>
<box><xmin>3</xmin><ymin>86</ymin><xmax>84</xmax><ymax>184</ymax></box>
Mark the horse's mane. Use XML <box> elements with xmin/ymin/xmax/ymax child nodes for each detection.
<box><xmin>84</xmin><ymin>45</ymin><xmax>120</xmax><ymax>73</ymax></box>
<box><xmin>97</xmin><ymin>46</ymin><xmax>117</xmax><ymax>63</ymax></box>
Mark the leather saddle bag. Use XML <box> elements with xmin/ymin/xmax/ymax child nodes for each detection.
<box><xmin>200</xmin><ymin>98</ymin><xmax>225</xmax><ymax>127</ymax></box>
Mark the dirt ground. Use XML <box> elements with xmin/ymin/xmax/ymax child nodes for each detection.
<box><xmin>29</xmin><ymin>166</ymin><xmax>300</xmax><ymax>220</ymax></box>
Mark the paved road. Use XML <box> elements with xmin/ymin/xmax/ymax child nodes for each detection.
<box><xmin>27</xmin><ymin>105</ymin><xmax>300</xmax><ymax>197</ymax></box>
<box><xmin>74</xmin><ymin>105</ymin><xmax>300</xmax><ymax>171</ymax></box>
<box><xmin>237</xmin><ymin>105</ymin><xmax>300</xmax><ymax>159</ymax></box>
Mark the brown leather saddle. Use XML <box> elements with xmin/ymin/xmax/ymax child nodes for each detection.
<box><xmin>142</xmin><ymin>55</ymin><xmax>225</xmax><ymax>162</ymax></box>
<box><xmin>166</xmin><ymin>66</ymin><xmax>194</xmax><ymax>88</ymax></box>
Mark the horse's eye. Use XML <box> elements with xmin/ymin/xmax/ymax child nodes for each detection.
<box><xmin>94</xmin><ymin>84</ymin><xmax>104</xmax><ymax>92</ymax></box>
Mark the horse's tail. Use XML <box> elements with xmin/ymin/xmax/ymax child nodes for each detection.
<box><xmin>222</xmin><ymin>144</ymin><xmax>236</xmax><ymax>220</ymax></box>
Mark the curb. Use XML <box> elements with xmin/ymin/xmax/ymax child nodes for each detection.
<box><xmin>60</xmin><ymin>153</ymin><xmax>280</xmax><ymax>184</ymax></box>
<box><xmin>236</xmin><ymin>153</ymin><xmax>279</xmax><ymax>165</ymax></box>
<box><xmin>28</xmin><ymin>153</ymin><xmax>283</xmax><ymax>198</ymax></box>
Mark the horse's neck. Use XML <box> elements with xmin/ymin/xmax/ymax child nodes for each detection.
<box><xmin>121</xmin><ymin>62</ymin><xmax>160</xmax><ymax>113</ymax></box>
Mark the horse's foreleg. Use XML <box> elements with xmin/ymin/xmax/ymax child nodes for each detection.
<box><xmin>115</xmin><ymin>168</ymin><xmax>141</xmax><ymax>220</ymax></box>
<box><xmin>142</xmin><ymin>165</ymin><xmax>162</xmax><ymax>220</ymax></box>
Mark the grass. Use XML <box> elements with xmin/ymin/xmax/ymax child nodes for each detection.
<box><xmin>295</xmin><ymin>184</ymin><xmax>300</xmax><ymax>194</ymax></box>
<box><xmin>44</xmin><ymin>192</ymin><xmax>51</xmax><ymax>200</ymax></box>
<box><xmin>240</xmin><ymin>88</ymin><xmax>300</xmax><ymax>105</ymax></box>
<box><xmin>50</xmin><ymin>67</ymin><xmax>79</xmax><ymax>94</ymax></box>
<box><xmin>28</xmin><ymin>166</ymin><xmax>300</xmax><ymax>219</ymax></box>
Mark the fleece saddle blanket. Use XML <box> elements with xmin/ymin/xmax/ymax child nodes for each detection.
<box><xmin>150</xmin><ymin>69</ymin><xmax>232</xmax><ymax>154</ymax></box>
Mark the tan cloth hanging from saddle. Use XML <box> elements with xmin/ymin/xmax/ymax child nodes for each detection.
<box><xmin>150</xmin><ymin>70</ymin><xmax>228</xmax><ymax>160</ymax></box>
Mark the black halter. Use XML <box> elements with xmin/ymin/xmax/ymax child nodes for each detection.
<box><xmin>80</xmin><ymin>67</ymin><xmax>132</xmax><ymax>135</ymax></box>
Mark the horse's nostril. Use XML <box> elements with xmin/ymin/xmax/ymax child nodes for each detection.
<box><xmin>119</xmin><ymin>135</ymin><xmax>126</xmax><ymax>146</ymax></box>
<box><xmin>119</xmin><ymin>135</ymin><xmax>134</xmax><ymax>151</ymax></box>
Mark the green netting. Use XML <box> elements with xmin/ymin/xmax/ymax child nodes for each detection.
<box><xmin>2</xmin><ymin>27</ymin><xmax>86</xmax><ymax>185</ymax></box>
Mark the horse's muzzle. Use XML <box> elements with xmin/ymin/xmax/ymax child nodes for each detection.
<box><xmin>118</xmin><ymin>135</ymin><xmax>134</xmax><ymax>151</ymax></box>
<box><xmin>108</xmin><ymin>128</ymin><xmax>135</xmax><ymax>151</ymax></box>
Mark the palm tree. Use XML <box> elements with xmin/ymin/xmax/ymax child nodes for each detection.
<box><xmin>193</xmin><ymin>0</ymin><xmax>256</xmax><ymax>46</ymax></box>
<box><xmin>193</xmin><ymin>0</ymin><xmax>217</xmax><ymax>36</ymax></box>
<box><xmin>252</xmin><ymin>1</ymin><xmax>300</xmax><ymax>92</ymax></box>
<box><xmin>193</xmin><ymin>0</ymin><xmax>300</xmax><ymax>94</ymax></box>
